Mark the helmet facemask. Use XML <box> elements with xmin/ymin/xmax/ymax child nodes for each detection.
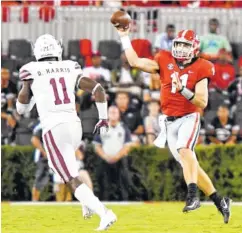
<box><xmin>172</xmin><ymin>41</ymin><xmax>193</xmax><ymax>61</ymax></box>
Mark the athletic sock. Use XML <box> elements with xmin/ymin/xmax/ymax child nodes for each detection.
<box><xmin>209</xmin><ymin>192</ymin><xmax>222</xmax><ymax>208</ymax></box>
<box><xmin>74</xmin><ymin>183</ymin><xmax>107</xmax><ymax>218</ymax></box>
<box><xmin>187</xmin><ymin>183</ymin><xmax>198</xmax><ymax>199</ymax></box>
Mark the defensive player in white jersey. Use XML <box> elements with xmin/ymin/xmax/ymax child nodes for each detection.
<box><xmin>16</xmin><ymin>34</ymin><xmax>117</xmax><ymax>231</ymax></box>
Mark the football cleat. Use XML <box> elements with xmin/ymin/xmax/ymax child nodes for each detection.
<box><xmin>95</xmin><ymin>210</ymin><xmax>117</xmax><ymax>231</ymax></box>
<box><xmin>183</xmin><ymin>197</ymin><xmax>201</xmax><ymax>213</ymax></box>
<box><xmin>82</xmin><ymin>205</ymin><xmax>94</xmax><ymax>220</ymax></box>
<box><xmin>217</xmin><ymin>197</ymin><xmax>231</xmax><ymax>224</ymax></box>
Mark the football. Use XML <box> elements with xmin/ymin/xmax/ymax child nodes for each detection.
<box><xmin>110</xmin><ymin>10</ymin><xmax>131</xmax><ymax>29</ymax></box>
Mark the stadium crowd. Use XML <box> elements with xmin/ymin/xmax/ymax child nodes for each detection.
<box><xmin>2</xmin><ymin>17</ymin><xmax>242</xmax><ymax>148</ymax></box>
<box><xmin>2</xmin><ymin>1</ymin><xmax>242</xmax><ymax>24</ymax></box>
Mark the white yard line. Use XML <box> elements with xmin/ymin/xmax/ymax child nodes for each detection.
<box><xmin>8</xmin><ymin>201</ymin><xmax>242</xmax><ymax>206</ymax></box>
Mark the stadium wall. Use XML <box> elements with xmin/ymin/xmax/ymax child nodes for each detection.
<box><xmin>1</xmin><ymin>7</ymin><xmax>242</xmax><ymax>54</ymax></box>
<box><xmin>2</xmin><ymin>144</ymin><xmax>242</xmax><ymax>201</ymax></box>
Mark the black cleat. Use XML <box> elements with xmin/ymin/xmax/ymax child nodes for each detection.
<box><xmin>217</xmin><ymin>197</ymin><xmax>231</xmax><ymax>224</ymax></box>
<box><xmin>183</xmin><ymin>197</ymin><xmax>201</xmax><ymax>213</ymax></box>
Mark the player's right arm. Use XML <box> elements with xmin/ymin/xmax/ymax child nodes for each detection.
<box><xmin>116</xmin><ymin>28</ymin><xmax>159</xmax><ymax>74</ymax></box>
<box><xmin>16</xmin><ymin>64</ymin><xmax>36</xmax><ymax>115</ymax></box>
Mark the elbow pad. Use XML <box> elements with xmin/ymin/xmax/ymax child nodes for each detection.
<box><xmin>16</xmin><ymin>97</ymin><xmax>35</xmax><ymax>115</ymax></box>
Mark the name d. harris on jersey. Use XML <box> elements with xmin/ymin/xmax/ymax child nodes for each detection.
<box><xmin>37</xmin><ymin>66</ymin><xmax>71</xmax><ymax>76</ymax></box>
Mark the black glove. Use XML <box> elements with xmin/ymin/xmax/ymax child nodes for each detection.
<box><xmin>93</xmin><ymin>119</ymin><xmax>109</xmax><ymax>135</ymax></box>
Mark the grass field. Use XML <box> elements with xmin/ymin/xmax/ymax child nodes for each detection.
<box><xmin>2</xmin><ymin>202</ymin><xmax>242</xmax><ymax>233</ymax></box>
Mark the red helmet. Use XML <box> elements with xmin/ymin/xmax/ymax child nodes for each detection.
<box><xmin>172</xmin><ymin>30</ymin><xmax>200</xmax><ymax>61</ymax></box>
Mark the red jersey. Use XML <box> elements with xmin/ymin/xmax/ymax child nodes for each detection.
<box><xmin>212</xmin><ymin>63</ymin><xmax>235</xmax><ymax>90</ymax></box>
<box><xmin>155</xmin><ymin>51</ymin><xmax>214</xmax><ymax>116</ymax></box>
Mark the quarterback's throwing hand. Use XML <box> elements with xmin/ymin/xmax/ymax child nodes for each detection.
<box><xmin>93</xmin><ymin>119</ymin><xmax>109</xmax><ymax>135</ymax></box>
<box><xmin>116</xmin><ymin>25</ymin><xmax>131</xmax><ymax>37</ymax></box>
<box><xmin>172</xmin><ymin>74</ymin><xmax>183</xmax><ymax>92</ymax></box>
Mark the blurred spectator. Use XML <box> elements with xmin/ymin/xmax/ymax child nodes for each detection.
<box><xmin>96</xmin><ymin>0</ymin><xmax>122</xmax><ymax>7</ymax></box>
<box><xmin>31</xmin><ymin>122</ymin><xmax>50</xmax><ymax>201</ymax></box>
<box><xmin>154</xmin><ymin>24</ymin><xmax>176</xmax><ymax>52</ymax></box>
<box><xmin>207</xmin><ymin>104</ymin><xmax>240</xmax><ymax>144</ymax></box>
<box><xmin>115</xmin><ymin>91</ymin><xmax>144</xmax><ymax>143</ymax></box>
<box><xmin>93</xmin><ymin>106</ymin><xmax>132</xmax><ymax>200</ymax></box>
<box><xmin>227</xmin><ymin>57</ymin><xmax>242</xmax><ymax>106</ymax></box>
<box><xmin>39</xmin><ymin>4</ymin><xmax>55</xmax><ymax>22</ymax></box>
<box><xmin>82</xmin><ymin>51</ymin><xmax>111</xmax><ymax>82</ymax></box>
<box><xmin>196</xmin><ymin>108</ymin><xmax>207</xmax><ymax>145</ymax></box>
<box><xmin>144</xmin><ymin>100</ymin><xmax>161</xmax><ymax>145</ymax></box>
<box><xmin>143</xmin><ymin>73</ymin><xmax>161</xmax><ymax>103</ymax></box>
<box><xmin>200</xmin><ymin>18</ymin><xmax>232</xmax><ymax>61</ymax></box>
<box><xmin>210</xmin><ymin>48</ymin><xmax>235</xmax><ymax>90</ymax></box>
<box><xmin>111</xmin><ymin>52</ymin><xmax>142</xmax><ymax>85</ymax></box>
<box><xmin>1</xmin><ymin>68</ymin><xmax>17</xmax><ymax>144</ymax></box>
<box><xmin>1</xmin><ymin>68</ymin><xmax>16</xmax><ymax>112</ymax></box>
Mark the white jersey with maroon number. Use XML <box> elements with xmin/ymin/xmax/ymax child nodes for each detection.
<box><xmin>19</xmin><ymin>60</ymin><xmax>83</xmax><ymax>134</ymax></box>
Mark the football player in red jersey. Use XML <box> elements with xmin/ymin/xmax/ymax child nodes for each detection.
<box><xmin>113</xmin><ymin>26</ymin><xmax>231</xmax><ymax>223</ymax></box>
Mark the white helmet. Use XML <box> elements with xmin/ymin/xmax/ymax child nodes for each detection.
<box><xmin>33</xmin><ymin>34</ymin><xmax>62</xmax><ymax>61</ymax></box>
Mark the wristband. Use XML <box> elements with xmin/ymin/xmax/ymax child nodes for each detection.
<box><xmin>120</xmin><ymin>35</ymin><xmax>132</xmax><ymax>50</ymax></box>
<box><xmin>16</xmin><ymin>97</ymin><xmax>36</xmax><ymax>115</ymax></box>
<box><xmin>179</xmin><ymin>87</ymin><xmax>195</xmax><ymax>100</ymax></box>
<box><xmin>96</xmin><ymin>102</ymin><xmax>108</xmax><ymax>119</ymax></box>
<box><xmin>92</xmin><ymin>83</ymin><xmax>101</xmax><ymax>95</ymax></box>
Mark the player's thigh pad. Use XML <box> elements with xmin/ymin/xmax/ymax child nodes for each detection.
<box><xmin>177</xmin><ymin>113</ymin><xmax>200</xmax><ymax>151</ymax></box>
<box><xmin>43</xmin><ymin>122</ymin><xmax>82</xmax><ymax>182</ymax></box>
<box><xmin>166</xmin><ymin>120</ymin><xmax>182</xmax><ymax>163</ymax></box>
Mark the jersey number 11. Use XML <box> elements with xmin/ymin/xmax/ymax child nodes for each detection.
<box><xmin>170</xmin><ymin>72</ymin><xmax>188</xmax><ymax>93</ymax></box>
<box><xmin>50</xmin><ymin>77</ymin><xmax>71</xmax><ymax>105</ymax></box>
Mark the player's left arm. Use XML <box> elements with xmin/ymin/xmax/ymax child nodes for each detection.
<box><xmin>174</xmin><ymin>77</ymin><xmax>209</xmax><ymax>109</ymax></box>
<box><xmin>77</xmin><ymin>75</ymin><xmax>108</xmax><ymax>135</ymax></box>
<box><xmin>190</xmin><ymin>78</ymin><xmax>209</xmax><ymax>109</ymax></box>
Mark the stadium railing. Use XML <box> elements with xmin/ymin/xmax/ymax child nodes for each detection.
<box><xmin>1</xmin><ymin>7</ymin><xmax>242</xmax><ymax>55</ymax></box>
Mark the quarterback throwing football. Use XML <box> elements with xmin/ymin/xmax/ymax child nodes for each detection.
<box><xmin>114</xmin><ymin>26</ymin><xmax>231</xmax><ymax>223</ymax></box>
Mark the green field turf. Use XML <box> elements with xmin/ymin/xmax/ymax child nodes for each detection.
<box><xmin>2</xmin><ymin>203</ymin><xmax>242</xmax><ymax>233</ymax></box>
